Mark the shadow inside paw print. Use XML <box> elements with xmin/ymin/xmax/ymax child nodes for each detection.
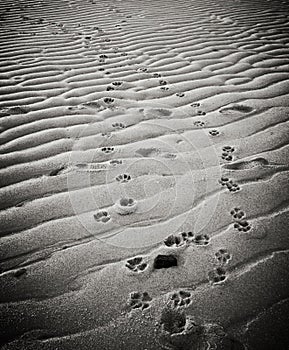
<box><xmin>112</xmin><ymin>122</ymin><xmax>126</xmax><ymax>129</ymax></box>
<box><xmin>219</xmin><ymin>177</ymin><xmax>240</xmax><ymax>192</ymax></box>
<box><xmin>101</xmin><ymin>147</ymin><xmax>114</xmax><ymax>154</ymax></box>
<box><xmin>215</xmin><ymin>249</ymin><xmax>231</xmax><ymax>264</ymax></box>
<box><xmin>126</xmin><ymin>257</ymin><xmax>147</xmax><ymax>272</ymax></box>
<box><xmin>103</xmin><ymin>97</ymin><xmax>114</xmax><ymax>104</ymax></box>
<box><xmin>176</xmin><ymin>92</ymin><xmax>185</xmax><ymax>97</ymax></box>
<box><xmin>116</xmin><ymin>173</ymin><xmax>131</xmax><ymax>183</ymax></box>
<box><xmin>128</xmin><ymin>291</ymin><xmax>152</xmax><ymax>310</ymax></box>
<box><xmin>194</xmin><ymin>120</ymin><xmax>205</xmax><ymax>127</ymax></box>
<box><xmin>170</xmin><ymin>290</ymin><xmax>192</xmax><ymax>308</ymax></box>
<box><xmin>93</xmin><ymin>210</ymin><xmax>111</xmax><ymax>223</ymax></box>
<box><xmin>208</xmin><ymin>267</ymin><xmax>227</xmax><ymax>284</ymax></box>
<box><xmin>209</xmin><ymin>129</ymin><xmax>219</xmax><ymax>136</ymax></box>
<box><xmin>222</xmin><ymin>146</ymin><xmax>235</xmax><ymax>161</ymax></box>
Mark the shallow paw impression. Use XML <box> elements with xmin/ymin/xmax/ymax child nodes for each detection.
<box><xmin>154</xmin><ymin>254</ymin><xmax>178</xmax><ymax>269</ymax></box>
<box><xmin>128</xmin><ymin>291</ymin><xmax>152</xmax><ymax>310</ymax></box>
<box><xmin>101</xmin><ymin>146</ymin><xmax>115</xmax><ymax>154</ymax></box>
<box><xmin>215</xmin><ymin>248</ymin><xmax>232</xmax><ymax>264</ymax></box>
<box><xmin>221</xmin><ymin>146</ymin><xmax>235</xmax><ymax>161</ymax></box>
<box><xmin>125</xmin><ymin>256</ymin><xmax>147</xmax><ymax>272</ymax></box>
<box><xmin>194</xmin><ymin>120</ymin><xmax>205</xmax><ymax>127</ymax></box>
<box><xmin>219</xmin><ymin>177</ymin><xmax>240</xmax><ymax>192</ymax></box>
<box><xmin>170</xmin><ymin>290</ymin><xmax>192</xmax><ymax>308</ymax></box>
<box><xmin>192</xmin><ymin>233</ymin><xmax>210</xmax><ymax>246</ymax></box>
<box><xmin>230</xmin><ymin>208</ymin><xmax>251</xmax><ymax>232</ymax></box>
<box><xmin>164</xmin><ymin>231</ymin><xmax>210</xmax><ymax>247</ymax></box>
<box><xmin>209</xmin><ymin>129</ymin><xmax>219</xmax><ymax>136</ymax></box>
<box><xmin>115</xmin><ymin>197</ymin><xmax>137</xmax><ymax>215</ymax></box>
<box><xmin>93</xmin><ymin>210</ymin><xmax>111</xmax><ymax>223</ymax></box>
<box><xmin>208</xmin><ymin>266</ymin><xmax>227</xmax><ymax>284</ymax></box>
<box><xmin>112</xmin><ymin>122</ymin><xmax>126</xmax><ymax>129</ymax></box>
<box><xmin>176</xmin><ymin>92</ymin><xmax>185</xmax><ymax>97</ymax></box>
<box><xmin>103</xmin><ymin>97</ymin><xmax>114</xmax><ymax>104</ymax></box>
<box><xmin>116</xmin><ymin>173</ymin><xmax>131</xmax><ymax>183</ymax></box>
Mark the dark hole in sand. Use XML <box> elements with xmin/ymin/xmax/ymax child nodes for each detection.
<box><xmin>154</xmin><ymin>254</ymin><xmax>178</xmax><ymax>269</ymax></box>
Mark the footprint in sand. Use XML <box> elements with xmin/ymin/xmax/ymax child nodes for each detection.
<box><xmin>112</xmin><ymin>81</ymin><xmax>123</xmax><ymax>87</ymax></box>
<box><xmin>115</xmin><ymin>197</ymin><xmax>137</xmax><ymax>215</ymax></box>
<box><xmin>112</xmin><ymin>122</ymin><xmax>126</xmax><ymax>129</ymax></box>
<box><xmin>93</xmin><ymin>210</ymin><xmax>111</xmax><ymax>223</ymax></box>
<box><xmin>170</xmin><ymin>290</ymin><xmax>192</xmax><ymax>308</ymax></box>
<box><xmin>106</xmin><ymin>86</ymin><xmax>115</xmax><ymax>91</ymax></box>
<box><xmin>221</xmin><ymin>145</ymin><xmax>235</xmax><ymax>161</ymax></box>
<box><xmin>160</xmin><ymin>86</ymin><xmax>169</xmax><ymax>91</ymax></box>
<box><xmin>164</xmin><ymin>231</ymin><xmax>210</xmax><ymax>247</ymax></box>
<box><xmin>208</xmin><ymin>266</ymin><xmax>227</xmax><ymax>284</ymax></box>
<box><xmin>197</xmin><ymin>110</ymin><xmax>206</xmax><ymax>116</ymax></box>
<box><xmin>125</xmin><ymin>257</ymin><xmax>147</xmax><ymax>272</ymax></box>
<box><xmin>176</xmin><ymin>92</ymin><xmax>185</xmax><ymax>97</ymax></box>
<box><xmin>191</xmin><ymin>102</ymin><xmax>200</xmax><ymax>107</ymax></box>
<box><xmin>101</xmin><ymin>147</ymin><xmax>115</xmax><ymax>154</ymax></box>
<box><xmin>152</xmin><ymin>73</ymin><xmax>162</xmax><ymax>78</ymax></box>
<box><xmin>127</xmin><ymin>291</ymin><xmax>152</xmax><ymax>310</ymax></box>
<box><xmin>219</xmin><ymin>177</ymin><xmax>240</xmax><ymax>192</ymax></box>
<box><xmin>159</xmin><ymin>80</ymin><xmax>168</xmax><ymax>85</ymax></box>
<box><xmin>110</xmin><ymin>159</ymin><xmax>123</xmax><ymax>166</ymax></box>
<box><xmin>116</xmin><ymin>173</ymin><xmax>131</xmax><ymax>183</ymax></box>
<box><xmin>194</xmin><ymin>120</ymin><xmax>205</xmax><ymax>127</ymax></box>
<box><xmin>230</xmin><ymin>208</ymin><xmax>251</xmax><ymax>232</ymax></box>
<box><xmin>103</xmin><ymin>97</ymin><xmax>114</xmax><ymax>104</ymax></box>
<box><xmin>209</xmin><ymin>129</ymin><xmax>220</xmax><ymax>136</ymax></box>
<box><xmin>215</xmin><ymin>248</ymin><xmax>232</xmax><ymax>264</ymax></box>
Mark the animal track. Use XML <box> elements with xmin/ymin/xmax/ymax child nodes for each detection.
<box><xmin>106</xmin><ymin>86</ymin><xmax>114</xmax><ymax>91</ymax></box>
<box><xmin>137</xmin><ymin>67</ymin><xmax>148</xmax><ymax>73</ymax></box>
<box><xmin>194</xmin><ymin>120</ymin><xmax>205</xmax><ymax>127</ymax></box>
<box><xmin>93</xmin><ymin>210</ymin><xmax>111</xmax><ymax>223</ymax></box>
<box><xmin>125</xmin><ymin>257</ymin><xmax>147</xmax><ymax>272</ymax></box>
<box><xmin>209</xmin><ymin>129</ymin><xmax>219</xmax><ymax>136</ymax></box>
<box><xmin>112</xmin><ymin>81</ymin><xmax>123</xmax><ymax>87</ymax></box>
<box><xmin>219</xmin><ymin>177</ymin><xmax>240</xmax><ymax>192</ymax></box>
<box><xmin>160</xmin><ymin>86</ymin><xmax>169</xmax><ymax>91</ymax></box>
<box><xmin>170</xmin><ymin>290</ymin><xmax>192</xmax><ymax>308</ymax></box>
<box><xmin>112</xmin><ymin>122</ymin><xmax>126</xmax><ymax>129</ymax></box>
<box><xmin>115</xmin><ymin>197</ymin><xmax>137</xmax><ymax>215</ymax></box>
<box><xmin>159</xmin><ymin>80</ymin><xmax>168</xmax><ymax>85</ymax></box>
<box><xmin>153</xmin><ymin>73</ymin><xmax>161</xmax><ymax>78</ymax></box>
<box><xmin>208</xmin><ymin>266</ymin><xmax>227</xmax><ymax>284</ymax></box>
<box><xmin>164</xmin><ymin>231</ymin><xmax>210</xmax><ymax>247</ymax></box>
<box><xmin>221</xmin><ymin>146</ymin><xmax>235</xmax><ymax>161</ymax></box>
<box><xmin>230</xmin><ymin>208</ymin><xmax>251</xmax><ymax>232</ymax></box>
<box><xmin>101</xmin><ymin>147</ymin><xmax>115</xmax><ymax>154</ymax></box>
<box><xmin>110</xmin><ymin>159</ymin><xmax>122</xmax><ymax>166</ymax></box>
<box><xmin>191</xmin><ymin>102</ymin><xmax>200</xmax><ymax>107</ymax></box>
<box><xmin>215</xmin><ymin>249</ymin><xmax>231</xmax><ymax>264</ymax></box>
<box><xmin>116</xmin><ymin>173</ymin><xmax>131</xmax><ymax>183</ymax></box>
<box><xmin>128</xmin><ymin>291</ymin><xmax>152</xmax><ymax>310</ymax></box>
<box><xmin>176</xmin><ymin>92</ymin><xmax>185</xmax><ymax>97</ymax></box>
<box><xmin>103</xmin><ymin>97</ymin><xmax>114</xmax><ymax>104</ymax></box>
<box><xmin>197</xmin><ymin>110</ymin><xmax>206</xmax><ymax>116</ymax></box>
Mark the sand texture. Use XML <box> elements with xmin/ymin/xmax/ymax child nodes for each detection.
<box><xmin>1</xmin><ymin>0</ymin><xmax>289</xmax><ymax>349</ymax></box>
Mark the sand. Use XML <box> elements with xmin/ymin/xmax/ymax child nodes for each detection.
<box><xmin>1</xmin><ymin>0</ymin><xmax>289</xmax><ymax>349</ymax></box>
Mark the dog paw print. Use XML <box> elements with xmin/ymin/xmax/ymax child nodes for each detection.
<box><xmin>99</xmin><ymin>67</ymin><xmax>105</xmax><ymax>71</ymax></box>
<box><xmin>219</xmin><ymin>177</ymin><xmax>240</xmax><ymax>192</ymax></box>
<box><xmin>208</xmin><ymin>267</ymin><xmax>227</xmax><ymax>284</ymax></box>
<box><xmin>234</xmin><ymin>220</ymin><xmax>251</xmax><ymax>232</ymax></box>
<box><xmin>106</xmin><ymin>86</ymin><xmax>115</xmax><ymax>91</ymax></box>
<box><xmin>164</xmin><ymin>233</ymin><xmax>186</xmax><ymax>247</ymax></box>
<box><xmin>176</xmin><ymin>92</ymin><xmax>185</xmax><ymax>97</ymax></box>
<box><xmin>209</xmin><ymin>129</ymin><xmax>219</xmax><ymax>136</ymax></box>
<box><xmin>103</xmin><ymin>97</ymin><xmax>114</xmax><ymax>104</ymax></box>
<box><xmin>230</xmin><ymin>207</ymin><xmax>245</xmax><ymax>220</ymax></box>
<box><xmin>101</xmin><ymin>132</ymin><xmax>111</xmax><ymax>138</ymax></box>
<box><xmin>116</xmin><ymin>173</ymin><xmax>131</xmax><ymax>183</ymax></box>
<box><xmin>215</xmin><ymin>249</ymin><xmax>231</xmax><ymax>264</ymax></box>
<box><xmin>170</xmin><ymin>290</ymin><xmax>192</xmax><ymax>308</ymax></box>
<box><xmin>110</xmin><ymin>159</ymin><xmax>122</xmax><ymax>166</ymax></box>
<box><xmin>112</xmin><ymin>122</ymin><xmax>126</xmax><ymax>129</ymax></box>
<box><xmin>101</xmin><ymin>147</ymin><xmax>114</xmax><ymax>154</ymax></box>
<box><xmin>159</xmin><ymin>80</ymin><xmax>168</xmax><ymax>85</ymax></box>
<box><xmin>194</xmin><ymin>120</ymin><xmax>205</xmax><ymax>127</ymax></box>
<box><xmin>112</xmin><ymin>81</ymin><xmax>123</xmax><ymax>87</ymax></box>
<box><xmin>125</xmin><ymin>257</ymin><xmax>147</xmax><ymax>272</ymax></box>
<box><xmin>221</xmin><ymin>146</ymin><xmax>235</xmax><ymax>161</ymax></box>
<box><xmin>192</xmin><ymin>233</ymin><xmax>210</xmax><ymax>246</ymax></box>
<box><xmin>115</xmin><ymin>197</ymin><xmax>137</xmax><ymax>215</ymax></box>
<box><xmin>121</xmin><ymin>52</ymin><xmax>128</xmax><ymax>56</ymax></box>
<box><xmin>153</xmin><ymin>73</ymin><xmax>162</xmax><ymax>78</ymax></box>
<box><xmin>197</xmin><ymin>110</ymin><xmax>206</xmax><ymax>116</ymax></box>
<box><xmin>160</xmin><ymin>86</ymin><xmax>169</xmax><ymax>91</ymax></box>
<box><xmin>191</xmin><ymin>102</ymin><xmax>200</xmax><ymax>107</ymax></box>
<box><xmin>137</xmin><ymin>67</ymin><xmax>148</xmax><ymax>73</ymax></box>
<box><xmin>93</xmin><ymin>210</ymin><xmax>111</xmax><ymax>223</ymax></box>
<box><xmin>128</xmin><ymin>291</ymin><xmax>152</xmax><ymax>310</ymax></box>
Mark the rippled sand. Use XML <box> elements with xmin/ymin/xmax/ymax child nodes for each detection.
<box><xmin>1</xmin><ymin>0</ymin><xmax>289</xmax><ymax>349</ymax></box>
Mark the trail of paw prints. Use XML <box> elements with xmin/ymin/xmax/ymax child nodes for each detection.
<box><xmin>164</xmin><ymin>231</ymin><xmax>210</xmax><ymax>247</ymax></box>
<box><xmin>170</xmin><ymin>290</ymin><xmax>192</xmax><ymax>308</ymax></box>
<box><xmin>208</xmin><ymin>266</ymin><xmax>227</xmax><ymax>285</ymax></box>
<box><xmin>215</xmin><ymin>248</ymin><xmax>232</xmax><ymax>265</ymax></box>
<box><xmin>125</xmin><ymin>257</ymin><xmax>147</xmax><ymax>272</ymax></box>
<box><xmin>116</xmin><ymin>173</ymin><xmax>131</xmax><ymax>183</ymax></box>
<box><xmin>219</xmin><ymin>176</ymin><xmax>240</xmax><ymax>192</ymax></box>
<box><xmin>93</xmin><ymin>210</ymin><xmax>111</xmax><ymax>223</ymax></box>
<box><xmin>190</xmin><ymin>102</ymin><xmax>206</xmax><ymax>116</ymax></box>
<box><xmin>127</xmin><ymin>291</ymin><xmax>152</xmax><ymax>311</ymax></box>
<box><xmin>221</xmin><ymin>146</ymin><xmax>235</xmax><ymax>161</ymax></box>
<box><xmin>230</xmin><ymin>208</ymin><xmax>251</xmax><ymax>232</ymax></box>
